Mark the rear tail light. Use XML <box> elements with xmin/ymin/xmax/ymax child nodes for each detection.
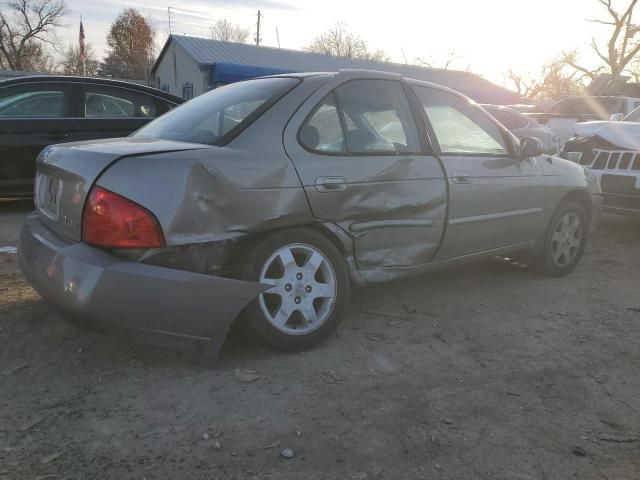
<box><xmin>82</xmin><ymin>187</ymin><xmax>164</xmax><ymax>248</ymax></box>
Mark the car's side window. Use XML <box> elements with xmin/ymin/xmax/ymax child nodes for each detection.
<box><xmin>489</xmin><ymin>108</ymin><xmax>527</xmax><ymax>130</ymax></box>
<box><xmin>299</xmin><ymin>93</ymin><xmax>347</xmax><ymax>154</ymax></box>
<box><xmin>413</xmin><ymin>86</ymin><xmax>509</xmax><ymax>156</ymax></box>
<box><xmin>0</xmin><ymin>84</ymin><xmax>67</xmax><ymax>118</ymax></box>
<box><xmin>335</xmin><ymin>80</ymin><xmax>420</xmax><ymax>154</ymax></box>
<box><xmin>83</xmin><ymin>85</ymin><xmax>157</xmax><ymax>118</ymax></box>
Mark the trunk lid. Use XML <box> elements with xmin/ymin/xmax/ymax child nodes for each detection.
<box><xmin>35</xmin><ymin>137</ymin><xmax>208</xmax><ymax>241</ymax></box>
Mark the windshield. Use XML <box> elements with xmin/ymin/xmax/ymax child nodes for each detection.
<box><xmin>134</xmin><ymin>77</ymin><xmax>299</xmax><ymax>145</ymax></box>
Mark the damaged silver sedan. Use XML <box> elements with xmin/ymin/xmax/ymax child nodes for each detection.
<box><xmin>19</xmin><ymin>70</ymin><xmax>603</xmax><ymax>357</ymax></box>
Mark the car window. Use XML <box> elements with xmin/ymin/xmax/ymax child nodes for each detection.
<box><xmin>0</xmin><ymin>85</ymin><xmax>66</xmax><ymax>118</ymax></box>
<box><xmin>486</xmin><ymin>107</ymin><xmax>528</xmax><ymax>130</ymax></box>
<box><xmin>135</xmin><ymin>77</ymin><xmax>299</xmax><ymax>146</ymax></box>
<box><xmin>84</xmin><ymin>85</ymin><xmax>157</xmax><ymax>118</ymax></box>
<box><xmin>413</xmin><ymin>87</ymin><xmax>509</xmax><ymax>156</ymax></box>
<box><xmin>300</xmin><ymin>93</ymin><xmax>346</xmax><ymax>153</ymax></box>
<box><xmin>335</xmin><ymin>79</ymin><xmax>420</xmax><ymax>154</ymax></box>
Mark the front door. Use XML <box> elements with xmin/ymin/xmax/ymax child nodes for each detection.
<box><xmin>410</xmin><ymin>84</ymin><xmax>547</xmax><ymax>259</ymax></box>
<box><xmin>0</xmin><ymin>82</ymin><xmax>74</xmax><ymax>197</ymax></box>
<box><xmin>284</xmin><ymin>77</ymin><xmax>447</xmax><ymax>270</ymax></box>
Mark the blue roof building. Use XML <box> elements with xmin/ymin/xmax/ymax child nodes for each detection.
<box><xmin>151</xmin><ymin>35</ymin><xmax>521</xmax><ymax>104</ymax></box>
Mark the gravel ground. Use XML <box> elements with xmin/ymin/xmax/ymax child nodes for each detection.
<box><xmin>1</xmin><ymin>200</ymin><xmax>639</xmax><ymax>480</ymax></box>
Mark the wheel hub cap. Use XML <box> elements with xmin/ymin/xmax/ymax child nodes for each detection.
<box><xmin>551</xmin><ymin>212</ymin><xmax>582</xmax><ymax>267</ymax></box>
<box><xmin>258</xmin><ymin>243</ymin><xmax>337</xmax><ymax>335</ymax></box>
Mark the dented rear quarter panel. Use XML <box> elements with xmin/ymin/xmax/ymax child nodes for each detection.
<box><xmin>95</xmin><ymin>77</ymin><xmax>331</xmax><ymax>247</ymax></box>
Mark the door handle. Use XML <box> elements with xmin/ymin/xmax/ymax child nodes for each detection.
<box><xmin>315</xmin><ymin>176</ymin><xmax>347</xmax><ymax>192</ymax></box>
<box><xmin>451</xmin><ymin>171</ymin><xmax>472</xmax><ymax>184</ymax></box>
<box><xmin>46</xmin><ymin>132</ymin><xmax>70</xmax><ymax>141</ymax></box>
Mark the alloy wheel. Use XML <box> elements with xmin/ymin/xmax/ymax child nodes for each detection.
<box><xmin>551</xmin><ymin>212</ymin><xmax>582</xmax><ymax>267</ymax></box>
<box><xmin>258</xmin><ymin>243</ymin><xmax>337</xmax><ymax>335</ymax></box>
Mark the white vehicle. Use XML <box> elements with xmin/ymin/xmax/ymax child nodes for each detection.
<box><xmin>561</xmin><ymin>106</ymin><xmax>640</xmax><ymax>216</ymax></box>
<box><xmin>527</xmin><ymin>96</ymin><xmax>640</xmax><ymax>145</ymax></box>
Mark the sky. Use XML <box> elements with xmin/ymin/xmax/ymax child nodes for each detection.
<box><xmin>53</xmin><ymin>0</ymin><xmax>625</xmax><ymax>87</ymax></box>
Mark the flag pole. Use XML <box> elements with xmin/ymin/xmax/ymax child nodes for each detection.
<box><xmin>80</xmin><ymin>16</ymin><xmax>86</xmax><ymax>76</ymax></box>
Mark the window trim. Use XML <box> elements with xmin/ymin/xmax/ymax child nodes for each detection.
<box><xmin>297</xmin><ymin>78</ymin><xmax>425</xmax><ymax>157</ymax></box>
<box><xmin>410</xmin><ymin>84</ymin><xmax>518</xmax><ymax>158</ymax></box>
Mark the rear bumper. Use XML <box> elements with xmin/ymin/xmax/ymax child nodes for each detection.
<box><xmin>18</xmin><ymin>213</ymin><xmax>267</xmax><ymax>357</ymax></box>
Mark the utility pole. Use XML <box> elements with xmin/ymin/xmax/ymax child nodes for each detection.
<box><xmin>276</xmin><ymin>26</ymin><xmax>280</xmax><ymax>48</ymax></box>
<box><xmin>167</xmin><ymin>6</ymin><xmax>173</xmax><ymax>35</ymax></box>
<box><xmin>255</xmin><ymin>10</ymin><xmax>262</xmax><ymax>47</ymax></box>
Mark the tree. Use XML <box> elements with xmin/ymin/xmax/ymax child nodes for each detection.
<box><xmin>60</xmin><ymin>43</ymin><xmax>99</xmax><ymax>76</ymax></box>
<box><xmin>305</xmin><ymin>22</ymin><xmax>389</xmax><ymax>62</ymax></box>
<box><xmin>415</xmin><ymin>50</ymin><xmax>462</xmax><ymax>70</ymax></box>
<box><xmin>507</xmin><ymin>57</ymin><xmax>585</xmax><ymax>100</ymax></box>
<box><xmin>210</xmin><ymin>19</ymin><xmax>249</xmax><ymax>43</ymax></box>
<box><xmin>102</xmin><ymin>8</ymin><xmax>155</xmax><ymax>79</ymax></box>
<box><xmin>0</xmin><ymin>0</ymin><xmax>68</xmax><ymax>71</ymax></box>
<box><xmin>563</xmin><ymin>0</ymin><xmax>640</xmax><ymax>79</ymax></box>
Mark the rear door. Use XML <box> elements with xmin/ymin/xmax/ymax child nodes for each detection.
<box><xmin>74</xmin><ymin>83</ymin><xmax>167</xmax><ymax>142</ymax></box>
<box><xmin>284</xmin><ymin>77</ymin><xmax>447</xmax><ymax>270</ymax></box>
<box><xmin>410</xmin><ymin>84</ymin><xmax>547</xmax><ymax>259</ymax></box>
<box><xmin>0</xmin><ymin>81</ymin><xmax>73</xmax><ymax>196</ymax></box>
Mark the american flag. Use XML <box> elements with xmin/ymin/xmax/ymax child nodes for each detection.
<box><xmin>79</xmin><ymin>19</ymin><xmax>85</xmax><ymax>59</ymax></box>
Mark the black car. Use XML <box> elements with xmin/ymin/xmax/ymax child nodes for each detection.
<box><xmin>0</xmin><ymin>76</ymin><xmax>184</xmax><ymax>198</ymax></box>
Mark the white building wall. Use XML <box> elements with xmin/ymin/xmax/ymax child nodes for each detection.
<box><xmin>152</xmin><ymin>40</ymin><xmax>209</xmax><ymax>99</ymax></box>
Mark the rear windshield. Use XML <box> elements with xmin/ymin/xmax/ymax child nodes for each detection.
<box><xmin>134</xmin><ymin>77</ymin><xmax>299</xmax><ymax>145</ymax></box>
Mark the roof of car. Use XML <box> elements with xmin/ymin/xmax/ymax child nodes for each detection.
<box><xmin>0</xmin><ymin>75</ymin><xmax>184</xmax><ymax>104</ymax></box>
<box><xmin>270</xmin><ymin>69</ymin><xmax>470</xmax><ymax>97</ymax></box>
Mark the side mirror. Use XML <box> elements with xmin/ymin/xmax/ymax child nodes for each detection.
<box><xmin>609</xmin><ymin>113</ymin><xmax>624</xmax><ymax>121</ymax></box>
<box><xmin>520</xmin><ymin>137</ymin><xmax>544</xmax><ymax>159</ymax></box>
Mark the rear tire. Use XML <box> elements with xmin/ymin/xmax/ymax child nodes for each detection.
<box><xmin>535</xmin><ymin>201</ymin><xmax>588</xmax><ymax>277</ymax></box>
<box><xmin>240</xmin><ymin>228</ymin><xmax>350</xmax><ymax>351</ymax></box>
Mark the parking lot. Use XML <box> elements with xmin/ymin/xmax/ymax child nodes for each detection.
<box><xmin>0</xmin><ymin>200</ymin><xmax>639</xmax><ymax>479</ymax></box>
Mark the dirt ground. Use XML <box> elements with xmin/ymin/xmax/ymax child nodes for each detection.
<box><xmin>0</xmin><ymin>200</ymin><xmax>639</xmax><ymax>480</ymax></box>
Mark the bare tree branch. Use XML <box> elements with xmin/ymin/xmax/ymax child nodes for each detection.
<box><xmin>0</xmin><ymin>0</ymin><xmax>67</xmax><ymax>70</ymax></box>
<box><xmin>564</xmin><ymin>0</ymin><xmax>640</xmax><ymax>78</ymax></box>
<box><xmin>209</xmin><ymin>19</ymin><xmax>249</xmax><ymax>43</ymax></box>
<box><xmin>507</xmin><ymin>56</ymin><xmax>587</xmax><ymax>100</ymax></box>
<box><xmin>305</xmin><ymin>22</ymin><xmax>389</xmax><ymax>62</ymax></box>
<box><xmin>415</xmin><ymin>50</ymin><xmax>463</xmax><ymax>70</ymax></box>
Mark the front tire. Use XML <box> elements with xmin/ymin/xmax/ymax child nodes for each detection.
<box><xmin>240</xmin><ymin>228</ymin><xmax>350</xmax><ymax>351</ymax></box>
<box><xmin>536</xmin><ymin>201</ymin><xmax>588</xmax><ymax>276</ymax></box>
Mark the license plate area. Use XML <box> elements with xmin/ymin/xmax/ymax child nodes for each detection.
<box><xmin>35</xmin><ymin>170</ymin><xmax>62</xmax><ymax>221</ymax></box>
